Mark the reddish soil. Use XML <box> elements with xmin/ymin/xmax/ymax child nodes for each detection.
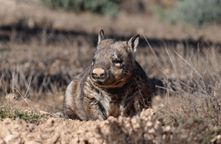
<box><xmin>0</xmin><ymin>109</ymin><xmax>165</xmax><ymax>144</ymax></box>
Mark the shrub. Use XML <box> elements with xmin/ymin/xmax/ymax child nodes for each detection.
<box><xmin>42</xmin><ymin>0</ymin><xmax>120</xmax><ymax>16</ymax></box>
<box><xmin>0</xmin><ymin>107</ymin><xmax>43</xmax><ymax>123</ymax></box>
<box><xmin>171</xmin><ymin>0</ymin><xmax>221</xmax><ymax>26</ymax></box>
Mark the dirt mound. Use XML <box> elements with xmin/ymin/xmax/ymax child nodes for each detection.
<box><xmin>1</xmin><ymin>91</ymin><xmax>221</xmax><ymax>144</ymax></box>
<box><xmin>0</xmin><ymin>109</ymin><xmax>174</xmax><ymax>144</ymax></box>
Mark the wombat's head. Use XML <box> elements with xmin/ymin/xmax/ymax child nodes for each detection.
<box><xmin>89</xmin><ymin>29</ymin><xmax>139</xmax><ymax>88</ymax></box>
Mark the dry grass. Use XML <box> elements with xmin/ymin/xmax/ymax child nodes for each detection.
<box><xmin>0</xmin><ymin>29</ymin><xmax>221</xmax><ymax>143</ymax></box>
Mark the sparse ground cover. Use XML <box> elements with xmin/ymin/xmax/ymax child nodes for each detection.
<box><xmin>0</xmin><ymin>38</ymin><xmax>220</xmax><ymax>143</ymax></box>
<box><xmin>0</xmin><ymin>0</ymin><xmax>221</xmax><ymax>143</ymax></box>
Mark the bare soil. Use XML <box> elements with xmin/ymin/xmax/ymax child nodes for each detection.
<box><xmin>0</xmin><ymin>109</ymin><xmax>161</xmax><ymax>144</ymax></box>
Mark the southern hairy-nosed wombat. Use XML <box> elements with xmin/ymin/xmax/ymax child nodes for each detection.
<box><xmin>63</xmin><ymin>30</ymin><xmax>153</xmax><ymax>120</ymax></box>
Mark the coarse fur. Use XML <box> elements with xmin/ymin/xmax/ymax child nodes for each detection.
<box><xmin>63</xmin><ymin>30</ymin><xmax>153</xmax><ymax>120</ymax></box>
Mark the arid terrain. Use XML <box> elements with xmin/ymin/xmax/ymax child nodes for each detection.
<box><xmin>0</xmin><ymin>0</ymin><xmax>221</xmax><ymax>144</ymax></box>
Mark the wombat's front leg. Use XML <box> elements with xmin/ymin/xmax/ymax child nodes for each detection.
<box><xmin>85</xmin><ymin>98</ymin><xmax>107</xmax><ymax>120</ymax></box>
<box><xmin>121</xmin><ymin>92</ymin><xmax>148</xmax><ymax>117</ymax></box>
<box><xmin>63</xmin><ymin>80</ymin><xmax>81</xmax><ymax>119</ymax></box>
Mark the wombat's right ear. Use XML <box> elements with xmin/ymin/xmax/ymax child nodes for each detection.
<box><xmin>98</xmin><ymin>29</ymin><xmax>105</xmax><ymax>44</ymax></box>
<box><xmin>128</xmin><ymin>34</ymin><xmax>140</xmax><ymax>53</ymax></box>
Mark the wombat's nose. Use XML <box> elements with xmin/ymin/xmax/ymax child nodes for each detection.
<box><xmin>91</xmin><ymin>68</ymin><xmax>107</xmax><ymax>81</ymax></box>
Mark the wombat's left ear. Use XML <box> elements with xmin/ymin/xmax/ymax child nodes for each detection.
<box><xmin>128</xmin><ymin>34</ymin><xmax>140</xmax><ymax>53</ymax></box>
<box><xmin>98</xmin><ymin>29</ymin><xmax>105</xmax><ymax>44</ymax></box>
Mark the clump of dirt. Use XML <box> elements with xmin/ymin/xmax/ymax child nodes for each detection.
<box><xmin>0</xmin><ymin>108</ymin><xmax>174</xmax><ymax>144</ymax></box>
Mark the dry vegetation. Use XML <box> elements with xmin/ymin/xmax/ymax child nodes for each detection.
<box><xmin>0</xmin><ymin>38</ymin><xmax>220</xmax><ymax>143</ymax></box>
<box><xmin>0</xmin><ymin>0</ymin><xmax>221</xmax><ymax>143</ymax></box>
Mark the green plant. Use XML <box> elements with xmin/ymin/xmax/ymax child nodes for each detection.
<box><xmin>0</xmin><ymin>107</ymin><xmax>43</xmax><ymax>123</ymax></box>
<box><xmin>171</xmin><ymin>0</ymin><xmax>221</xmax><ymax>26</ymax></box>
<box><xmin>42</xmin><ymin>0</ymin><xmax>120</xmax><ymax>16</ymax></box>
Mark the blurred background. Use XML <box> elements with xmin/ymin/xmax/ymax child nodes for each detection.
<box><xmin>1</xmin><ymin>0</ymin><xmax>221</xmax><ymax>40</ymax></box>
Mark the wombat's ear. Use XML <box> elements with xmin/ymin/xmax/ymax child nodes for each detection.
<box><xmin>128</xmin><ymin>34</ymin><xmax>140</xmax><ymax>53</ymax></box>
<box><xmin>98</xmin><ymin>29</ymin><xmax>105</xmax><ymax>44</ymax></box>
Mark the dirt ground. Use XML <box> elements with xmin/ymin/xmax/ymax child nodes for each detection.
<box><xmin>0</xmin><ymin>109</ymin><xmax>161</xmax><ymax>144</ymax></box>
<box><xmin>0</xmin><ymin>0</ymin><xmax>221</xmax><ymax>144</ymax></box>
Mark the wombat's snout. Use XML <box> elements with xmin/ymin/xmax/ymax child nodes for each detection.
<box><xmin>91</xmin><ymin>68</ymin><xmax>108</xmax><ymax>83</ymax></box>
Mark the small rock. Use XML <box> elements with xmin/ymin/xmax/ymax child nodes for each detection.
<box><xmin>5</xmin><ymin>93</ymin><xmax>18</xmax><ymax>101</ymax></box>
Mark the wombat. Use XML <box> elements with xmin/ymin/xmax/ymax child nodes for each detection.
<box><xmin>63</xmin><ymin>30</ymin><xmax>153</xmax><ymax>120</ymax></box>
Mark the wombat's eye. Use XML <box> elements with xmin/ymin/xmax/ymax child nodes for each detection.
<box><xmin>112</xmin><ymin>58</ymin><xmax>123</xmax><ymax>67</ymax></box>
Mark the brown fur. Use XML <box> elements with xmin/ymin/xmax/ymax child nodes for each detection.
<box><xmin>63</xmin><ymin>30</ymin><xmax>153</xmax><ymax>120</ymax></box>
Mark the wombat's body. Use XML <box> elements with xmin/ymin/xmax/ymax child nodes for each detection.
<box><xmin>64</xmin><ymin>30</ymin><xmax>153</xmax><ymax>120</ymax></box>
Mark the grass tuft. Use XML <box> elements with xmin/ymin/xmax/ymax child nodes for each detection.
<box><xmin>0</xmin><ymin>107</ymin><xmax>43</xmax><ymax>123</ymax></box>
